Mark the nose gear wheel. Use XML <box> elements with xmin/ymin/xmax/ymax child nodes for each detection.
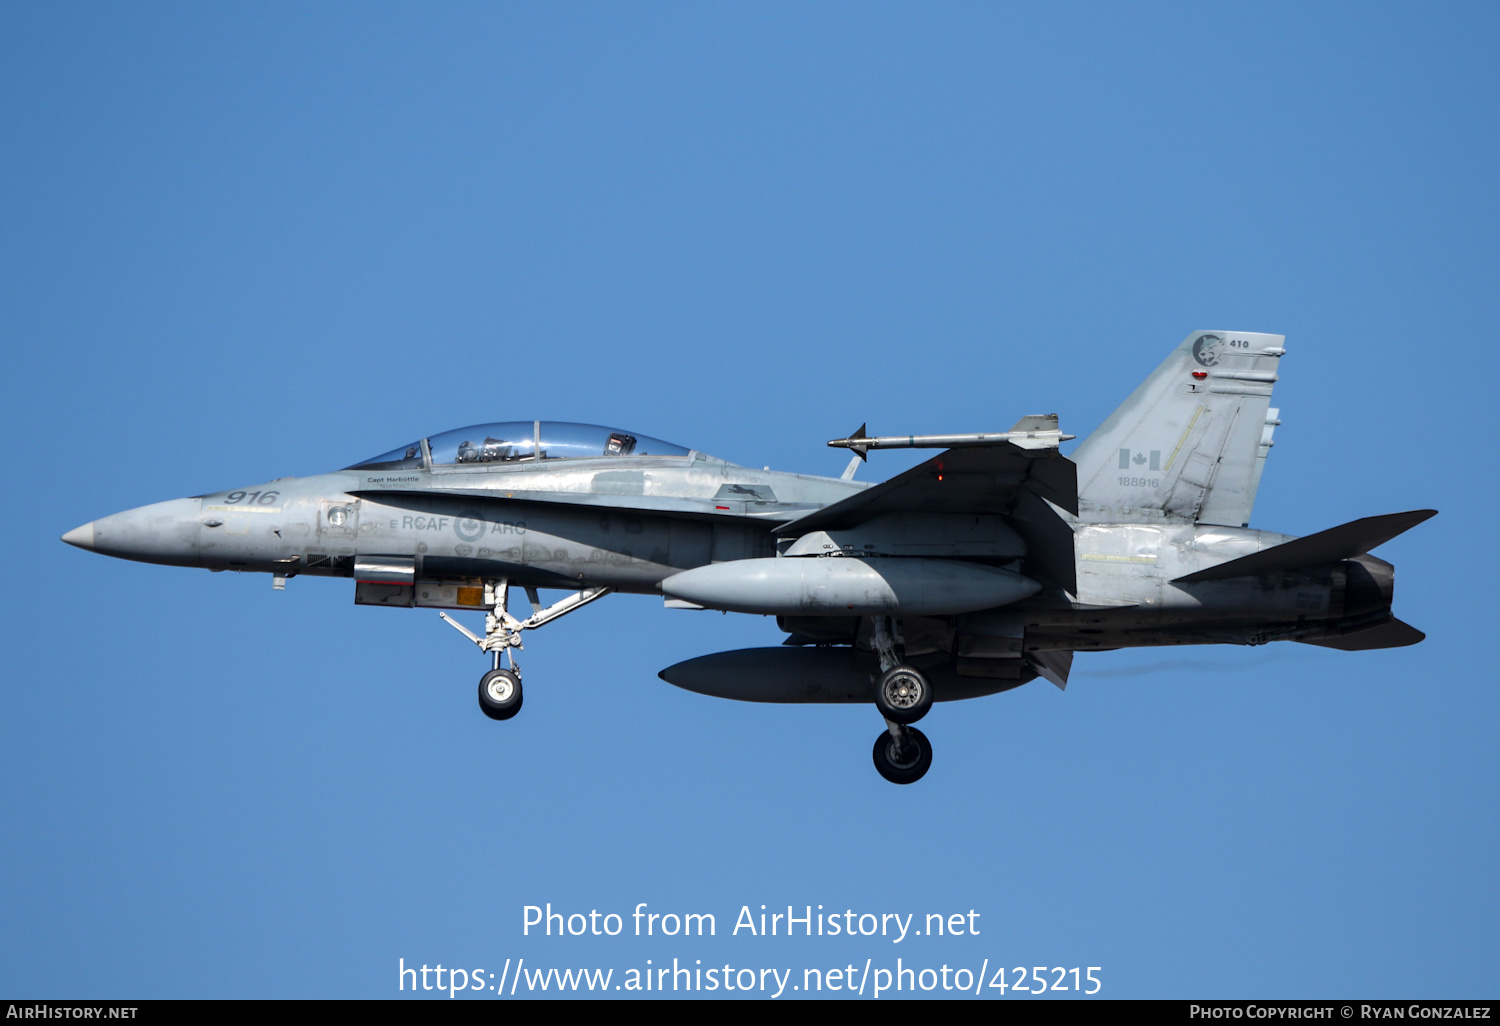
<box><xmin>478</xmin><ymin>668</ymin><xmax>523</xmax><ymax>720</ymax></box>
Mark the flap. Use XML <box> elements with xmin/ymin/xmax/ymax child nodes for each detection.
<box><xmin>1028</xmin><ymin>649</ymin><xmax>1074</xmax><ymax>690</ymax></box>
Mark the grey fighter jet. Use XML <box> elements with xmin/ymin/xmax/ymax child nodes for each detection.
<box><xmin>62</xmin><ymin>331</ymin><xmax>1433</xmax><ymax>784</ymax></box>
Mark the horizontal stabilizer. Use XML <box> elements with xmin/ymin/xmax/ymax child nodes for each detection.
<box><xmin>1298</xmin><ymin>618</ymin><xmax>1426</xmax><ymax>651</ymax></box>
<box><xmin>1174</xmin><ymin>509</ymin><xmax>1437</xmax><ymax>583</ymax></box>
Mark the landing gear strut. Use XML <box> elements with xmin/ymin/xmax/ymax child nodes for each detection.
<box><xmin>439</xmin><ymin>579</ymin><xmax>611</xmax><ymax>721</ymax></box>
<box><xmin>868</xmin><ymin>616</ymin><xmax>933</xmax><ymax>784</ymax></box>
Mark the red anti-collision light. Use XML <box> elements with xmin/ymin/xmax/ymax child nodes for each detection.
<box><xmin>1192</xmin><ymin>371</ymin><xmax>1208</xmax><ymax>380</ymax></box>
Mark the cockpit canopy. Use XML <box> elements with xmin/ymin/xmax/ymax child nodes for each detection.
<box><xmin>346</xmin><ymin>421</ymin><xmax>691</xmax><ymax>471</ymax></box>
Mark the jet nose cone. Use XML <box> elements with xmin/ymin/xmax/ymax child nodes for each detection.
<box><xmin>64</xmin><ymin>497</ymin><xmax>204</xmax><ymax>565</ymax></box>
<box><xmin>62</xmin><ymin>522</ymin><xmax>97</xmax><ymax>550</ymax></box>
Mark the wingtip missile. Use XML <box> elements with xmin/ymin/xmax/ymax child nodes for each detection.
<box><xmin>827</xmin><ymin>417</ymin><xmax>1073</xmax><ymax>454</ymax></box>
<box><xmin>842</xmin><ymin>423</ymin><xmax>868</xmax><ymax>461</ymax></box>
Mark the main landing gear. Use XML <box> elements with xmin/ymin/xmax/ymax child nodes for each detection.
<box><xmin>868</xmin><ymin>616</ymin><xmax>933</xmax><ymax>785</ymax></box>
<box><xmin>872</xmin><ymin>726</ymin><xmax>933</xmax><ymax>785</ymax></box>
<box><xmin>439</xmin><ymin>580</ymin><xmax>611</xmax><ymax>722</ymax></box>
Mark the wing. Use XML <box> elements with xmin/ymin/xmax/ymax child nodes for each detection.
<box><xmin>775</xmin><ymin>443</ymin><xmax>1079</xmax><ymax>593</ymax></box>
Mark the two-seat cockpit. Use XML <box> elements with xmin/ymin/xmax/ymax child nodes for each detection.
<box><xmin>346</xmin><ymin>421</ymin><xmax>691</xmax><ymax>471</ymax></box>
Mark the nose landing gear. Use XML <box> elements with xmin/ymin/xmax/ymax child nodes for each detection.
<box><xmin>439</xmin><ymin>579</ymin><xmax>611</xmax><ymax>722</ymax></box>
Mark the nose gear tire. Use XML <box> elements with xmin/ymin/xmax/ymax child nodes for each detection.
<box><xmin>874</xmin><ymin>665</ymin><xmax>932</xmax><ymax>724</ymax></box>
<box><xmin>872</xmin><ymin>726</ymin><xmax>932</xmax><ymax>784</ymax></box>
<box><xmin>478</xmin><ymin>668</ymin><xmax>523</xmax><ymax>721</ymax></box>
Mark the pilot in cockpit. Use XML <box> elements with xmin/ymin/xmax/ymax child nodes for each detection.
<box><xmin>457</xmin><ymin>436</ymin><xmax>533</xmax><ymax>463</ymax></box>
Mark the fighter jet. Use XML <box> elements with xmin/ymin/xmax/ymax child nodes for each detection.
<box><xmin>62</xmin><ymin>331</ymin><xmax>1433</xmax><ymax>784</ymax></box>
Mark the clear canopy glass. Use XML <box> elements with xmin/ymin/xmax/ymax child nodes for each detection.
<box><xmin>540</xmin><ymin>422</ymin><xmax>689</xmax><ymax>460</ymax></box>
<box><xmin>345</xmin><ymin>441</ymin><xmax>425</xmax><ymax>471</ymax></box>
<box><xmin>429</xmin><ymin>422</ymin><xmax>535</xmax><ymax>465</ymax></box>
<box><xmin>421</xmin><ymin>422</ymin><xmax>690</xmax><ymax>467</ymax></box>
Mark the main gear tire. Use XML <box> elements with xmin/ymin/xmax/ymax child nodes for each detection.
<box><xmin>872</xmin><ymin>726</ymin><xmax>932</xmax><ymax>785</ymax></box>
<box><xmin>874</xmin><ymin>665</ymin><xmax>932</xmax><ymax>724</ymax></box>
<box><xmin>478</xmin><ymin>668</ymin><xmax>523</xmax><ymax>721</ymax></box>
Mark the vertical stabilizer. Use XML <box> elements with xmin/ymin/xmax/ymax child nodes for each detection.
<box><xmin>1071</xmin><ymin>331</ymin><xmax>1286</xmax><ymax>526</ymax></box>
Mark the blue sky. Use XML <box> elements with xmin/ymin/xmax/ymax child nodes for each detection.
<box><xmin>2</xmin><ymin>2</ymin><xmax>1495</xmax><ymax>998</ymax></box>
